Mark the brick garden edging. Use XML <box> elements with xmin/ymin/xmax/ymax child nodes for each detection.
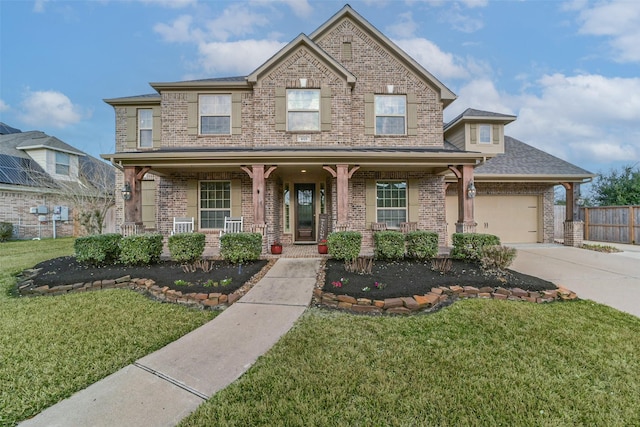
<box><xmin>313</xmin><ymin>259</ymin><xmax>578</xmax><ymax>315</ymax></box>
<box><xmin>17</xmin><ymin>259</ymin><xmax>276</xmax><ymax>310</ymax></box>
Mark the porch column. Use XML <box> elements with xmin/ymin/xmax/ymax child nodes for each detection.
<box><xmin>561</xmin><ymin>182</ymin><xmax>584</xmax><ymax>247</ymax></box>
<box><xmin>241</xmin><ymin>165</ymin><xmax>277</xmax><ymax>226</ymax></box>
<box><xmin>323</xmin><ymin>164</ymin><xmax>360</xmax><ymax>229</ymax></box>
<box><xmin>123</xmin><ymin>166</ymin><xmax>143</xmax><ymax>224</ymax></box>
<box><xmin>450</xmin><ymin>165</ymin><xmax>477</xmax><ymax>234</ymax></box>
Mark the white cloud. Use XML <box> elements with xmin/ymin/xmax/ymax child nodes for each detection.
<box><xmin>575</xmin><ymin>0</ymin><xmax>640</xmax><ymax>63</ymax></box>
<box><xmin>277</xmin><ymin>0</ymin><xmax>313</xmax><ymax>18</ymax></box>
<box><xmin>459</xmin><ymin>0</ymin><xmax>489</xmax><ymax>8</ymax></box>
<box><xmin>198</xmin><ymin>40</ymin><xmax>286</xmax><ymax>75</ymax></box>
<box><xmin>445</xmin><ymin>78</ymin><xmax>514</xmax><ymax>121</ymax></box>
<box><xmin>396</xmin><ymin>38</ymin><xmax>470</xmax><ymax>80</ymax></box>
<box><xmin>154</xmin><ymin>15</ymin><xmax>201</xmax><ymax>43</ymax></box>
<box><xmin>33</xmin><ymin>0</ymin><xmax>49</xmax><ymax>13</ymax></box>
<box><xmin>0</xmin><ymin>99</ymin><xmax>9</xmax><ymax>112</ymax></box>
<box><xmin>506</xmin><ymin>73</ymin><xmax>640</xmax><ymax>164</ymax></box>
<box><xmin>204</xmin><ymin>4</ymin><xmax>270</xmax><ymax>42</ymax></box>
<box><xmin>139</xmin><ymin>0</ymin><xmax>196</xmax><ymax>9</ymax></box>
<box><xmin>386</xmin><ymin>12</ymin><xmax>418</xmax><ymax>38</ymax></box>
<box><xmin>19</xmin><ymin>90</ymin><xmax>85</xmax><ymax>128</ymax></box>
<box><xmin>441</xmin><ymin>9</ymin><xmax>484</xmax><ymax>33</ymax></box>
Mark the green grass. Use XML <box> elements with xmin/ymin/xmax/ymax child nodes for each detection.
<box><xmin>0</xmin><ymin>239</ymin><xmax>215</xmax><ymax>426</ymax></box>
<box><xmin>181</xmin><ymin>300</ymin><xmax>640</xmax><ymax>426</ymax></box>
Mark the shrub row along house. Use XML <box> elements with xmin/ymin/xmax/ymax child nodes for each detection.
<box><xmin>102</xmin><ymin>5</ymin><xmax>594</xmax><ymax>253</ymax></box>
<box><xmin>0</xmin><ymin>122</ymin><xmax>115</xmax><ymax>239</ymax></box>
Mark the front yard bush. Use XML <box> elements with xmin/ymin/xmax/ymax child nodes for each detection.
<box><xmin>0</xmin><ymin>222</ymin><xmax>13</xmax><ymax>241</ymax></box>
<box><xmin>168</xmin><ymin>232</ymin><xmax>206</xmax><ymax>263</ymax></box>
<box><xmin>327</xmin><ymin>231</ymin><xmax>362</xmax><ymax>262</ymax></box>
<box><xmin>220</xmin><ymin>232</ymin><xmax>262</xmax><ymax>264</ymax></box>
<box><xmin>118</xmin><ymin>233</ymin><xmax>163</xmax><ymax>265</ymax></box>
<box><xmin>373</xmin><ymin>231</ymin><xmax>405</xmax><ymax>260</ymax></box>
<box><xmin>74</xmin><ymin>233</ymin><xmax>122</xmax><ymax>265</ymax></box>
<box><xmin>450</xmin><ymin>233</ymin><xmax>501</xmax><ymax>261</ymax></box>
<box><xmin>406</xmin><ymin>230</ymin><xmax>439</xmax><ymax>260</ymax></box>
<box><xmin>480</xmin><ymin>245</ymin><xmax>517</xmax><ymax>271</ymax></box>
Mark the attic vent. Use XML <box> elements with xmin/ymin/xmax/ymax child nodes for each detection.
<box><xmin>342</xmin><ymin>42</ymin><xmax>352</xmax><ymax>61</ymax></box>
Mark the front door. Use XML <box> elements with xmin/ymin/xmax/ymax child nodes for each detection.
<box><xmin>295</xmin><ymin>183</ymin><xmax>315</xmax><ymax>242</ymax></box>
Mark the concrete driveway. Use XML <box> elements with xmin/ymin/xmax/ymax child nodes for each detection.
<box><xmin>510</xmin><ymin>242</ymin><xmax>640</xmax><ymax>318</ymax></box>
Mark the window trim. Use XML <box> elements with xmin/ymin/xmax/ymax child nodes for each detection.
<box><xmin>286</xmin><ymin>89</ymin><xmax>321</xmax><ymax>132</ymax></box>
<box><xmin>55</xmin><ymin>152</ymin><xmax>70</xmax><ymax>176</ymax></box>
<box><xmin>138</xmin><ymin>108</ymin><xmax>153</xmax><ymax>148</ymax></box>
<box><xmin>199</xmin><ymin>180</ymin><xmax>231</xmax><ymax>229</ymax></box>
<box><xmin>375</xmin><ymin>180</ymin><xmax>407</xmax><ymax>229</ymax></box>
<box><xmin>478</xmin><ymin>124</ymin><xmax>492</xmax><ymax>144</ymax></box>
<box><xmin>374</xmin><ymin>95</ymin><xmax>407</xmax><ymax>136</ymax></box>
<box><xmin>199</xmin><ymin>94</ymin><xmax>232</xmax><ymax>135</ymax></box>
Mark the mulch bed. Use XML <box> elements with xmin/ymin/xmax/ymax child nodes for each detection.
<box><xmin>323</xmin><ymin>258</ymin><xmax>556</xmax><ymax>300</ymax></box>
<box><xmin>29</xmin><ymin>256</ymin><xmax>269</xmax><ymax>295</ymax></box>
<box><xmin>25</xmin><ymin>256</ymin><xmax>556</xmax><ymax>302</ymax></box>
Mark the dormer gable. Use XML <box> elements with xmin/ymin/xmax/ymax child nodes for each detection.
<box><xmin>247</xmin><ymin>33</ymin><xmax>356</xmax><ymax>87</ymax></box>
<box><xmin>17</xmin><ymin>132</ymin><xmax>85</xmax><ymax>181</ymax></box>
<box><xmin>444</xmin><ymin>108</ymin><xmax>516</xmax><ymax>155</ymax></box>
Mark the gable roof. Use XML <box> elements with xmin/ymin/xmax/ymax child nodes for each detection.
<box><xmin>247</xmin><ymin>33</ymin><xmax>356</xmax><ymax>85</ymax></box>
<box><xmin>474</xmin><ymin>136</ymin><xmax>595</xmax><ymax>182</ymax></box>
<box><xmin>310</xmin><ymin>5</ymin><xmax>456</xmax><ymax>107</ymax></box>
<box><xmin>10</xmin><ymin>131</ymin><xmax>86</xmax><ymax>156</ymax></box>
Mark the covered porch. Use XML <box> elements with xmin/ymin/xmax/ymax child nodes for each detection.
<box><xmin>103</xmin><ymin>147</ymin><xmax>487</xmax><ymax>252</ymax></box>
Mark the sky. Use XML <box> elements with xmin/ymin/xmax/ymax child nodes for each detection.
<box><xmin>1</xmin><ymin>0</ymin><xmax>639</xmax><ymax>186</ymax></box>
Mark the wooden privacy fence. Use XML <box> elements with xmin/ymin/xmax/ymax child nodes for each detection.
<box><xmin>583</xmin><ymin>206</ymin><xmax>640</xmax><ymax>245</ymax></box>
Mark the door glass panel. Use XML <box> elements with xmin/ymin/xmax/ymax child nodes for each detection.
<box><xmin>295</xmin><ymin>184</ymin><xmax>315</xmax><ymax>241</ymax></box>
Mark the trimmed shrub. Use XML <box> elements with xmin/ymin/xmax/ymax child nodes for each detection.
<box><xmin>168</xmin><ymin>232</ymin><xmax>206</xmax><ymax>263</ymax></box>
<box><xmin>119</xmin><ymin>233</ymin><xmax>163</xmax><ymax>266</ymax></box>
<box><xmin>450</xmin><ymin>233</ymin><xmax>501</xmax><ymax>261</ymax></box>
<box><xmin>0</xmin><ymin>222</ymin><xmax>13</xmax><ymax>242</ymax></box>
<box><xmin>373</xmin><ymin>231</ymin><xmax>405</xmax><ymax>260</ymax></box>
<box><xmin>480</xmin><ymin>245</ymin><xmax>517</xmax><ymax>271</ymax></box>
<box><xmin>220</xmin><ymin>232</ymin><xmax>262</xmax><ymax>264</ymax></box>
<box><xmin>406</xmin><ymin>231</ymin><xmax>439</xmax><ymax>260</ymax></box>
<box><xmin>327</xmin><ymin>231</ymin><xmax>362</xmax><ymax>262</ymax></box>
<box><xmin>74</xmin><ymin>233</ymin><xmax>122</xmax><ymax>265</ymax></box>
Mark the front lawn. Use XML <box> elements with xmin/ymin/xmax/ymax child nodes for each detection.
<box><xmin>181</xmin><ymin>301</ymin><xmax>640</xmax><ymax>426</ymax></box>
<box><xmin>0</xmin><ymin>239</ymin><xmax>215</xmax><ymax>426</ymax></box>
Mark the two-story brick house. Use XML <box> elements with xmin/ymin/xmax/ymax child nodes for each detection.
<box><xmin>103</xmin><ymin>5</ymin><xmax>593</xmax><ymax>252</ymax></box>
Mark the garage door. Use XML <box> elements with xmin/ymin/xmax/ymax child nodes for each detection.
<box><xmin>446</xmin><ymin>195</ymin><xmax>539</xmax><ymax>244</ymax></box>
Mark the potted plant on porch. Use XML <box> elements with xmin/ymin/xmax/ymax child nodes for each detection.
<box><xmin>271</xmin><ymin>241</ymin><xmax>283</xmax><ymax>255</ymax></box>
<box><xmin>317</xmin><ymin>239</ymin><xmax>328</xmax><ymax>254</ymax></box>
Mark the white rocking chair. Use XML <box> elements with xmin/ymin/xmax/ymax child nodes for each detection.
<box><xmin>172</xmin><ymin>217</ymin><xmax>194</xmax><ymax>235</ymax></box>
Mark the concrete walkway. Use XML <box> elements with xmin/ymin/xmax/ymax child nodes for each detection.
<box><xmin>20</xmin><ymin>258</ymin><xmax>321</xmax><ymax>427</ymax></box>
<box><xmin>511</xmin><ymin>242</ymin><xmax>640</xmax><ymax>318</ymax></box>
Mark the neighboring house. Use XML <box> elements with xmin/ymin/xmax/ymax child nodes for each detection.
<box><xmin>103</xmin><ymin>5</ymin><xmax>593</xmax><ymax>252</ymax></box>
<box><xmin>0</xmin><ymin>123</ymin><xmax>116</xmax><ymax>239</ymax></box>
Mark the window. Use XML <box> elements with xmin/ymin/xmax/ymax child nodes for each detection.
<box><xmin>55</xmin><ymin>152</ymin><xmax>70</xmax><ymax>176</ymax></box>
<box><xmin>199</xmin><ymin>95</ymin><xmax>231</xmax><ymax>134</ymax></box>
<box><xmin>283</xmin><ymin>183</ymin><xmax>291</xmax><ymax>233</ymax></box>
<box><xmin>376</xmin><ymin>181</ymin><xmax>407</xmax><ymax>228</ymax></box>
<box><xmin>375</xmin><ymin>95</ymin><xmax>406</xmax><ymax>135</ymax></box>
<box><xmin>479</xmin><ymin>124</ymin><xmax>491</xmax><ymax>144</ymax></box>
<box><xmin>200</xmin><ymin>181</ymin><xmax>231</xmax><ymax>228</ymax></box>
<box><xmin>287</xmin><ymin>89</ymin><xmax>320</xmax><ymax>131</ymax></box>
<box><xmin>138</xmin><ymin>109</ymin><xmax>152</xmax><ymax>147</ymax></box>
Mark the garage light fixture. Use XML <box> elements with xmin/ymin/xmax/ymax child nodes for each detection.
<box><xmin>467</xmin><ymin>180</ymin><xmax>476</xmax><ymax>198</ymax></box>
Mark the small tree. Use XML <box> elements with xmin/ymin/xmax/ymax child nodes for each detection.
<box><xmin>591</xmin><ymin>165</ymin><xmax>640</xmax><ymax>206</ymax></box>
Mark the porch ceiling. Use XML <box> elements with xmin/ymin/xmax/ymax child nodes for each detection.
<box><xmin>101</xmin><ymin>147</ymin><xmax>485</xmax><ymax>176</ymax></box>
